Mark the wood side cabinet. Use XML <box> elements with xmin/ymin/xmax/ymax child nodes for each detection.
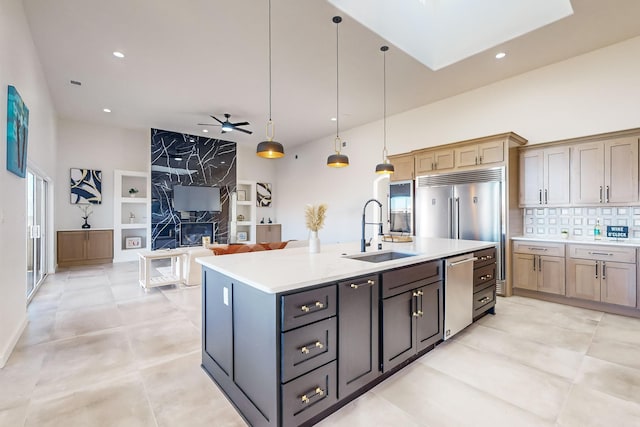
<box><xmin>256</xmin><ymin>224</ymin><xmax>282</xmax><ymax>243</ymax></box>
<box><xmin>57</xmin><ymin>230</ymin><xmax>113</xmax><ymax>267</ymax></box>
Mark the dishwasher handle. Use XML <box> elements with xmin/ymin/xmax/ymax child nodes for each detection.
<box><xmin>446</xmin><ymin>257</ymin><xmax>478</xmax><ymax>267</ymax></box>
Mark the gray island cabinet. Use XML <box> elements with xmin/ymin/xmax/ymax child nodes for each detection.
<box><xmin>198</xmin><ymin>239</ymin><xmax>495</xmax><ymax>427</ymax></box>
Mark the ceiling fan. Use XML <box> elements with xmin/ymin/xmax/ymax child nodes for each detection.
<box><xmin>198</xmin><ymin>113</ymin><xmax>252</xmax><ymax>134</ymax></box>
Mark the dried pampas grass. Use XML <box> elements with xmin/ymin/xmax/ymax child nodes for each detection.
<box><xmin>305</xmin><ymin>204</ymin><xmax>327</xmax><ymax>232</ymax></box>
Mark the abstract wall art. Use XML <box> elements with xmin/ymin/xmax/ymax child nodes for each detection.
<box><xmin>6</xmin><ymin>85</ymin><xmax>29</xmax><ymax>178</ymax></box>
<box><xmin>257</xmin><ymin>182</ymin><xmax>272</xmax><ymax>207</ymax></box>
<box><xmin>70</xmin><ymin>168</ymin><xmax>103</xmax><ymax>204</ymax></box>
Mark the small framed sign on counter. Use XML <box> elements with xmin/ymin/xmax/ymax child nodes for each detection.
<box><xmin>606</xmin><ymin>226</ymin><xmax>628</xmax><ymax>239</ymax></box>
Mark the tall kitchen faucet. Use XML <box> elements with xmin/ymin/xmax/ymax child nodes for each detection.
<box><xmin>361</xmin><ymin>198</ymin><xmax>383</xmax><ymax>252</ymax></box>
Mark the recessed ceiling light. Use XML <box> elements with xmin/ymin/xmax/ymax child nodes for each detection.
<box><xmin>113</xmin><ymin>51</ymin><xmax>125</xmax><ymax>58</ymax></box>
<box><xmin>202</xmin><ymin>129</ymin><xmax>209</xmax><ymax>133</ymax></box>
<box><xmin>495</xmin><ymin>52</ymin><xmax>506</xmax><ymax>59</ymax></box>
<box><xmin>330</xmin><ymin>117</ymin><xmax>337</xmax><ymax>121</ymax></box>
<box><xmin>103</xmin><ymin>108</ymin><xmax>111</xmax><ymax>113</ymax></box>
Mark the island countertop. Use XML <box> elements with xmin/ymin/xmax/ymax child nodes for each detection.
<box><xmin>196</xmin><ymin>237</ymin><xmax>495</xmax><ymax>294</ymax></box>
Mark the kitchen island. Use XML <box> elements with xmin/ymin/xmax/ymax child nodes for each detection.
<box><xmin>197</xmin><ymin>237</ymin><xmax>496</xmax><ymax>427</ymax></box>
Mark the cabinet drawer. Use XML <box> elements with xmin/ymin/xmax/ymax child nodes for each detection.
<box><xmin>513</xmin><ymin>241</ymin><xmax>565</xmax><ymax>257</ymax></box>
<box><xmin>474</xmin><ymin>263</ymin><xmax>496</xmax><ymax>290</ymax></box>
<box><xmin>281</xmin><ymin>317</ymin><xmax>337</xmax><ymax>383</ymax></box>
<box><xmin>568</xmin><ymin>244</ymin><xmax>636</xmax><ymax>263</ymax></box>
<box><xmin>473</xmin><ymin>285</ymin><xmax>496</xmax><ymax>313</ymax></box>
<box><xmin>282</xmin><ymin>285</ymin><xmax>337</xmax><ymax>331</ymax></box>
<box><xmin>281</xmin><ymin>361</ymin><xmax>337</xmax><ymax>427</ymax></box>
<box><xmin>474</xmin><ymin>247</ymin><xmax>497</xmax><ymax>268</ymax></box>
<box><xmin>382</xmin><ymin>260</ymin><xmax>442</xmax><ymax>299</ymax></box>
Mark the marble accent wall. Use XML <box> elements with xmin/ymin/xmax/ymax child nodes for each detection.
<box><xmin>523</xmin><ymin>207</ymin><xmax>640</xmax><ymax>240</ymax></box>
<box><xmin>150</xmin><ymin>128</ymin><xmax>236</xmax><ymax>249</ymax></box>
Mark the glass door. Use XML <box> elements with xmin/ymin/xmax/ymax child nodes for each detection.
<box><xmin>27</xmin><ymin>169</ymin><xmax>47</xmax><ymax>301</ymax></box>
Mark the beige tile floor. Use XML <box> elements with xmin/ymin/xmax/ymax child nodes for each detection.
<box><xmin>2</xmin><ymin>262</ymin><xmax>640</xmax><ymax>426</ymax></box>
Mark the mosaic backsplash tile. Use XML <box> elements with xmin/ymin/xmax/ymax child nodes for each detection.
<box><xmin>523</xmin><ymin>207</ymin><xmax>640</xmax><ymax>239</ymax></box>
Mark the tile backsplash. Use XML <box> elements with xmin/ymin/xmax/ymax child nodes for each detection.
<box><xmin>523</xmin><ymin>207</ymin><xmax>640</xmax><ymax>239</ymax></box>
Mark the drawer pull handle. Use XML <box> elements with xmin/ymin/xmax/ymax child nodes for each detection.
<box><xmin>412</xmin><ymin>311</ymin><xmax>420</xmax><ymax>317</ymax></box>
<box><xmin>300</xmin><ymin>301</ymin><xmax>325</xmax><ymax>312</ymax></box>
<box><xmin>478</xmin><ymin>296</ymin><xmax>492</xmax><ymax>304</ymax></box>
<box><xmin>417</xmin><ymin>310</ymin><xmax>424</xmax><ymax>316</ymax></box>
<box><xmin>480</xmin><ymin>274</ymin><xmax>493</xmax><ymax>281</ymax></box>
<box><xmin>528</xmin><ymin>247</ymin><xmax>548</xmax><ymax>251</ymax></box>
<box><xmin>588</xmin><ymin>252</ymin><xmax>613</xmax><ymax>257</ymax></box>
<box><xmin>350</xmin><ymin>279</ymin><xmax>375</xmax><ymax>289</ymax></box>
<box><xmin>300</xmin><ymin>341</ymin><xmax>324</xmax><ymax>354</ymax></box>
<box><xmin>301</xmin><ymin>387</ymin><xmax>325</xmax><ymax>404</ymax></box>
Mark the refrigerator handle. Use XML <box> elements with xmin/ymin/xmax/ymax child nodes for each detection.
<box><xmin>448</xmin><ymin>197</ymin><xmax>453</xmax><ymax>238</ymax></box>
<box><xmin>454</xmin><ymin>197</ymin><xmax>460</xmax><ymax>239</ymax></box>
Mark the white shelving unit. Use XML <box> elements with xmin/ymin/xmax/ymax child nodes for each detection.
<box><xmin>230</xmin><ymin>180</ymin><xmax>256</xmax><ymax>244</ymax></box>
<box><xmin>113</xmin><ymin>169</ymin><xmax>151</xmax><ymax>262</ymax></box>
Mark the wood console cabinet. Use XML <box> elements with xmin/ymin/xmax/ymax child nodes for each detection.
<box><xmin>256</xmin><ymin>224</ymin><xmax>282</xmax><ymax>243</ymax></box>
<box><xmin>57</xmin><ymin>229</ymin><xmax>113</xmax><ymax>267</ymax></box>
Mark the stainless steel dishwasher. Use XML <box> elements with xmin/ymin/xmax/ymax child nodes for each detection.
<box><xmin>444</xmin><ymin>253</ymin><xmax>477</xmax><ymax>340</ymax></box>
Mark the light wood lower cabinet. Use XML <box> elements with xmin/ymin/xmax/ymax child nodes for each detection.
<box><xmin>512</xmin><ymin>241</ymin><xmax>565</xmax><ymax>295</ymax></box>
<box><xmin>57</xmin><ymin>230</ymin><xmax>113</xmax><ymax>267</ymax></box>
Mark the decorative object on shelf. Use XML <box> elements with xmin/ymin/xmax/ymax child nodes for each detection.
<box><xmin>561</xmin><ymin>230</ymin><xmax>569</xmax><ymax>239</ymax></box>
<box><xmin>237</xmin><ymin>231</ymin><xmax>248</xmax><ymax>242</ymax></box>
<box><xmin>129</xmin><ymin>212</ymin><xmax>136</xmax><ymax>224</ymax></box>
<box><xmin>128</xmin><ymin>187</ymin><xmax>139</xmax><ymax>197</ymax></box>
<box><xmin>305</xmin><ymin>203</ymin><xmax>327</xmax><ymax>253</ymax></box>
<box><xmin>125</xmin><ymin>236</ymin><xmax>142</xmax><ymax>249</ymax></box>
<box><xmin>327</xmin><ymin>16</ymin><xmax>349</xmax><ymax>168</ymax></box>
<box><xmin>78</xmin><ymin>205</ymin><xmax>92</xmax><ymax>229</ymax></box>
<box><xmin>237</xmin><ymin>214</ymin><xmax>245</xmax><ymax>221</ymax></box>
<box><xmin>70</xmin><ymin>168</ymin><xmax>102</xmax><ymax>204</ymax></box>
<box><xmin>375</xmin><ymin>46</ymin><xmax>395</xmax><ymax>175</ymax></box>
<box><xmin>257</xmin><ymin>182</ymin><xmax>272</xmax><ymax>207</ymax></box>
<box><xmin>268</xmin><ymin>218</ymin><xmax>273</xmax><ymax>224</ymax></box>
<box><xmin>237</xmin><ymin>189</ymin><xmax>246</xmax><ymax>201</ymax></box>
<box><xmin>6</xmin><ymin>85</ymin><xmax>29</xmax><ymax>178</ymax></box>
<box><xmin>260</xmin><ymin>217</ymin><xmax>265</xmax><ymax>224</ymax></box>
<box><xmin>202</xmin><ymin>236</ymin><xmax>211</xmax><ymax>246</ymax></box>
<box><xmin>256</xmin><ymin>0</ymin><xmax>285</xmax><ymax>159</ymax></box>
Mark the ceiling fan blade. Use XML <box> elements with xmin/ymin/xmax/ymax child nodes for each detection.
<box><xmin>210</xmin><ymin>115</ymin><xmax>224</xmax><ymax>125</ymax></box>
<box><xmin>230</xmin><ymin>121</ymin><xmax>250</xmax><ymax>127</ymax></box>
<box><xmin>234</xmin><ymin>127</ymin><xmax>253</xmax><ymax>135</ymax></box>
<box><xmin>197</xmin><ymin>123</ymin><xmax>221</xmax><ymax>126</ymax></box>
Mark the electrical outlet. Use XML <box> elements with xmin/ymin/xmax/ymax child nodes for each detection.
<box><xmin>342</xmin><ymin>141</ymin><xmax>347</xmax><ymax>147</ymax></box>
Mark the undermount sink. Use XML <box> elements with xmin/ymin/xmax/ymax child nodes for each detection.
<box><xmin>345</xmin><ymin>251</ymin><xmax>416</xmax><ymax>263</ymax></box>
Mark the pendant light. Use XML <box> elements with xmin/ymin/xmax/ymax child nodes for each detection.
<box><xmin>327</xmin><ymin>16</ymin><xmax>349</xmax><ymax>168</ymax></box>
<box><xmin>375</xmin><ymin>46</ymin><xmax>395</xmax><ymax>174</ymax></box>
<box><xmin>257</xmin><ymin>0</ymin><xmax>284</xmax><ymax>159</ymax></box>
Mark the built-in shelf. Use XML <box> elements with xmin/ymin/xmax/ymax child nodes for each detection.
<box><xmin>230</xmin><ymin>180</ymin><xmax>256</xmax><ymax>244</ymax></box>
<box><xmin>113</xmin><ymin>169</ymin><xmax>151</xmax><ymax>262</ymax></box>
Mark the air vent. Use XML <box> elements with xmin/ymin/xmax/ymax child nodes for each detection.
<box><xmin>417</xmin><ymin>167</ymin><xmax>504</xmax><ymax>187</ymax></box>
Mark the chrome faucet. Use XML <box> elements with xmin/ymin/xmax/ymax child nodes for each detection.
<box><xmin>361</xmin><ymin>198</ymin><xmax>383</xmax><ymax>252</ymax></box>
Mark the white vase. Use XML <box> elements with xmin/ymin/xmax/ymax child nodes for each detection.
<box><xmin>309</xmin><ymin>231</ymin><xmax>320</xmax><ymax>253</ymax></box>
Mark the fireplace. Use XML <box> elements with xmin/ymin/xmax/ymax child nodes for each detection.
<box><xmin>180</xmin><ymin>222</ymin><xmax>214</xmax><ymax>246</ymax></box>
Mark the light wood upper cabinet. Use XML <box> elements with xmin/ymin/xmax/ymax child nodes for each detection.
<box><xmin>414</xmin><ymin>149</ymin><xmax>454</xmax><ymax>176</ymax></box>
<box><xmin>570</xmin><ymin>137</ymin><xmax>638</xmax><ymax>205</ymax></box>
<box><xmin>456</xmin><ymin>140</ymin><xmax>504</xmax><ymax>168</ymax></box>
<box><xmin>519</xmin><ymin>146</ymin><xmax>570</xmax><ymax>207</ymax></box>
<box><xmin>387</xmin><ymin>153</ymin><xmax>414</xmax><ymax>181</ymax></box>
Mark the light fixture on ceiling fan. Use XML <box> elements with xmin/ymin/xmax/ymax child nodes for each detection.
<box><xmin>375</xmin><ymin>45</ymin><xmax>394</xmax><ymax>175</ymax></box>
<box><xmin>198</xmin><ymin>113</ymin><xmax>252</xmax><ymax>134</ymax></box>
<box><xmin>327</xmin><ymin>16</ymin><xmax>349</xmax><ymax>168</ymax></box>
<box><xmin>256</xmin><ymin>0</ymin><xmax>285</xmax><ymax>159</ymax></box>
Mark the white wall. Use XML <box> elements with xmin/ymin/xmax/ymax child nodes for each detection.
<box><xmin>276</xmin><ymin>36</ymin><xmax>640</xmax><ymax>244</ymax></box>
<box><xmin>0</xmin><ymin>0</ymin><xmax>58</xmax><ymax>367</ymax></box>
<box><xmin>55</xmin><ymin>119</ymin><xmax>149</xmax><ymax>232</ymax></box>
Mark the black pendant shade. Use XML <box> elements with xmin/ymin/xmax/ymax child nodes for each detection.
<box><xmin>257</xmin><ymin>139</ymin><xmax>284</xmax><ymax>158</ymax></box>
<box><xmin>375</xmin><ymin>161</ymin><xmax>395</xmax><ymax>174</ymax></box>
<box><xmin>327</xmin><ymin>152</ymin><xmax>350</xmax><ymax>168</ymax></box>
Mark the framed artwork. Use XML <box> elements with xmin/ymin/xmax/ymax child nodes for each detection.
<box><xmin>237</xmin><ymin>189</ymin><xmax>246</xmax><ymax>201</ymax></box>
<box><xmin>6</xmin><ymin>85</ymin><xmax>29</xmax><ymax>178</ymax></box>
<box><xmin>70</xmin><ymin>168</ymin><xmax>102</xmax><ymax>204</ymax></box>
<box><xmin>125</xmin><ymin>236</ymin><xmax>142</xmax><ymax>249</ymax></box>
<box><xmin>237</xmin><ymin>231</ymin><xmax>248</xmax><ymax>241</ymax></box>
<box><xmin>257</xmin><ymin>182</ymin><xmax>272</xmax><ymax>207</ymax></box>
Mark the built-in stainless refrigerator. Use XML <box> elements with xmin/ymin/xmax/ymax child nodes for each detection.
<box><xmin>415</xmin><ymin>167</ymin><xmax>505</xmax><ymax>293</ymax></box>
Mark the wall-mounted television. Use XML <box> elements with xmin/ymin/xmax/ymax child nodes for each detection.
<box><xmin>173</xmin><ymin>185</ymin><xmax>221</xmax><ymax>212</ymax></box>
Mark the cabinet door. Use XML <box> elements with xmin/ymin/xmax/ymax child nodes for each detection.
<box><xmin>544</xmin><ymin>146</ymin><xmax>570</xmax><ymax>205</ymax></box>
<box><xmin>256</xmin><ymin>224</ymin><xmax>282</xmax><ymax>243</ymax></box>
<box><xmin>571</xmin><ymin>142</ymin><xmax>604</xmax><ymax>204</ymax></box>
<box><xmin>338</xmin><ymin>276</ymin><xmax>380</xmax><ymax>398</ymax></box>
<box><xmin>601</xmin><ymin>261</ymin><xmax>637</xmax><ymax>307</ymax></box>
<box><xmin>566</xmin><ymin>258</ymin><xmax>600</xmax><ymax>301</ymax></box>
<box><xmin>203</xmin><ymin>268</ymin><xmax>234</xmax><ymax>378</ymax></box>
<box><xmin>414</xmin><ymin>151</ymin><xmax>435</xmax><ymax>176</ymax></box>
<box><xmin>86</xmin><ymin>230</ymin><xmax>113</xmax><ymax>260</ymax></box>
<box><xmin>57</xmin><ymin>231</ymin><xmax>87</xmax><ymax>264</ymax></box>
<box><xmin>455</xmin><ymin>145</ymin><xmax>479</xmax><ymax>167</ymax></box>
<box><xmin>604</xmin><ymin>137</ymin><xmax>639</xmax><ymax>204</ymax></box>
<box><xmin>389</xmin><ymin>154</ymin><xmax>414</xmax><ymax>181</ymax></box>
<box><xmin>416</xmin><ymin>281</ymin><xmax>443</xmax><ymax>352</ymax></box>
<box><xmin>382</xmin><ymin>291</ymin><xmax>416</xmax><ymax>372</ymax></box>
<box><xmin>538</xmin><ymin>255</ymin><xmax>565</xmax><ymax>295</ymax></box>
<box><xmin>434</xmin><ymin>149</ymin><xmax>455</xmax><ymax>171</ymax></box>
<box><xmin>519</xmin><ymin>149</ymin><xmax>544</xmax><ymax>206</ymax></box>
<box><xmin>512</xmin><ymin>253</ymin><xmax>537</xmax><ymax>291</ymax></box>
<box><xmin>478</xmin><ymin>140</ymin><xmax>504</xmax><ymax>165</ymax></box>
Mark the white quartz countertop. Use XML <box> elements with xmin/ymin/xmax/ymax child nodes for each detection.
<box><xmin>512</xmin><ymin>236</ymin><xmax>640</xmax><ymax>248</ymax></box>
<box><xmin>196</xmin><ymin>237</ymin><xmax>495</xmax><ymax>294</ymax></box>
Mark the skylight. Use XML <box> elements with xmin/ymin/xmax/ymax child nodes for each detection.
<box><xmin>327</xmin><ymin>0</ymin><xmax>574</xmax><ymax>70</ymax></box>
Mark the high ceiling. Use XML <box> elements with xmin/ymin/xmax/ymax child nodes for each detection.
<box><xmin>22</xmin><ymin>0</ymin><xmax>640</xmax><ymax>149</ymax></box>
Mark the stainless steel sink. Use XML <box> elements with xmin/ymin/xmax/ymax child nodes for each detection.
<box><xmin>345</xmin><ymin>251</ymin><xmax>416</xmax><ymax>263</ymax></box>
